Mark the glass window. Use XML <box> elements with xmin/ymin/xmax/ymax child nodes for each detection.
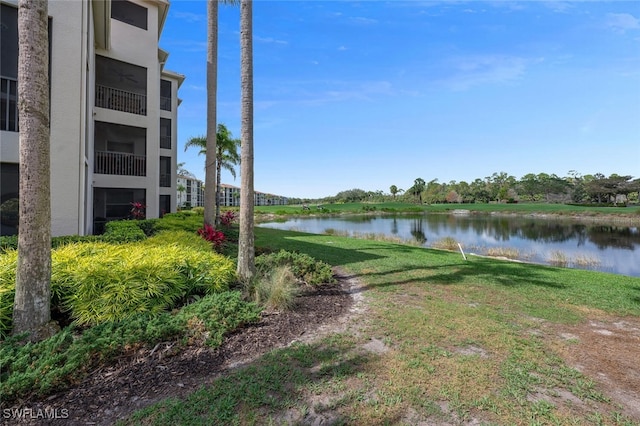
<box><xmin>160</xmin><ymin>118</ymin><xmax>171</xmax><ymax>149</ymax></box>
<box><xmin>159</xmin><ymin>156</ymin><xmax>171</xmax><ymax>187</ymax></box>
<box><xmin>111</xmin><ymin>0</ymin><xmax>148</xmax><ymax>30</ymax></box>
<box><xmin>160</xmin><ymin>80</ymin><xmax>171</xmax><ymax>111</ymax></box>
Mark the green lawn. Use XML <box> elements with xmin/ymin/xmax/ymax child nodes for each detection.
<box><xmin>123</xmin><ymin>227</ymin><xmax>640</xmax><ymax>425</ymax></box>
<box><xmin>255</xmin><ymin>201</ymin><xmax>640</xmax><ymax>219</ymax></box>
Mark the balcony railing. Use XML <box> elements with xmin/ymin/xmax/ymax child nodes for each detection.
<box><xmin>95</xmin><ymin>151</ymin><xmax>146</xmax><ymax>176</ymax></box>
<box><xmin>96</xmin><ymin>85</ymin><xmax>146</xmax><ymax>115</ymax></box>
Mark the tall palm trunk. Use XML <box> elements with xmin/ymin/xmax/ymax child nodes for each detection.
<box><xmin>13</xmin><ymin>0</ymin><xmax>52</xmax><ymax>340</ymax></box>
<box><xmin>216</xmin><ymin>157</ymin><xmax>222</xmax><ymax>223</ymax></box>
<box><xmin>204</xmin><ymin>0</ymin><xmax>218</xmax><ymax>227</ymax></box>
<box><xmin>237</xmin><ymin>0</ymin><xmax>255</xmax><ymax>280</ymax></box>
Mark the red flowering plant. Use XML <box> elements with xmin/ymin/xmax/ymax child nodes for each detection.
<box><xmin>130</xmin><ymin>202</ymin><xmax>146</xmax><ymax>220</ymax></box>
<box><xmin>197</xmin><ymin>224</ymin><xmax>226</xmax><ymax>251</ymax></box>
<box><xmin>219</xmin><ymin>211</ymin><xmax>237</xmax><ymax>227</ymax></box>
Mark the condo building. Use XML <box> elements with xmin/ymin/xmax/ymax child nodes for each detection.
<box><xmin>0</xmin><ymin>0</ymin><xmax>184</xmax><ymax>236</ymax></box>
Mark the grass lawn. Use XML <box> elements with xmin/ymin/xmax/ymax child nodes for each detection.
<box><xmin>254</xmin><ymin>201</ymin><xmax>640</xmax><ymax>218</ymax></box>
<box><xmin>122</xmin><ymin>227</ymin><xmax>640</xmax><ymax>425</ymax></box>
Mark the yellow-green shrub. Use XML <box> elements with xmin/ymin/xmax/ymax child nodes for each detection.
<box><xmin>0</xmin><ymin>250</ymin><xmax>18</xmax><ymax>337</ymax></box>
<box><xmin>0</xmin><ymin>233</ymin><xmax>237</xmax><ymax>332</ymax></box>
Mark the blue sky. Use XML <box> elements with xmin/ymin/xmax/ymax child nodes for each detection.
<box><xmin>159</xmin><ymin>0</ymin><xmax>640</xmax><ymax>200</ymax></box>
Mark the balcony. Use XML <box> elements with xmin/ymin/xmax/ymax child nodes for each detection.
<box><xmin>96</xmin><ymin>85</ymin><xmax>146</xmax><ymax>116</ymax></box>
<box><xmin>95</xmin><ymin>151</ymin><xmax>146</xmax><ymax>176</ymax></box>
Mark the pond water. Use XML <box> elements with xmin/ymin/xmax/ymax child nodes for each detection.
<box><xmin>259</xmin><ymin>213</ymin><xmax>640</xmax><ymax>277</ymax></box>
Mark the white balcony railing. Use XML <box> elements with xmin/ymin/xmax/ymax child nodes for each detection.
<box><xmin>96</xmin><ymin>85</ymin><xmax>146</xmax><ymax>115</ymax></box>
<box><xmin>95</xmin><ymin>151</ymin><xmax>146</xmax><ymax>176</ymax></box>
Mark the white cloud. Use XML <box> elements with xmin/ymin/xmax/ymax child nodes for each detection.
<box><xmin>172</xmin><ymin>11</ymin><xmax>206</xmax><ymax>23</ymax></box>
<box><xmin>438</xmin><ymin>55</ymin><xmax>541</xmax><ymax>91</ymax></box>
<box><xmin>350</xmin><ymin>17</ymin><xmax>378</xmax><ymax>25</ymax></box>
<box><xmin>605</xmin><ymin>13</ymin><xmax>640</xmax><ymax>34</ymax></box>
<box><xmin>255</xmin><ymin>36</ymin><xmax>288</xmax><ymax>45</ymax></box>
<box><xmin>338</xmin><ymin>46</ymin><xmax>348</xmax><ymax>51</ymax></box>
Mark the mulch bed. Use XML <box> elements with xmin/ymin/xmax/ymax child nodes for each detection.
<box><xmin>3</xmin><ymin>274</ymin><xmax>354</xmax><ymax>425</ymax></box>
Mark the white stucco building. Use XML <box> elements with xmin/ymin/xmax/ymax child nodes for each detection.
<box><xmin>0</xmin><ymin>0</ymin><xmax>184</xmax><ymax>236</ymax></box>
<box><xmin>176</xmin><ymin>174</ymin><xmax>204</xmax><ymax>209</ymax></box>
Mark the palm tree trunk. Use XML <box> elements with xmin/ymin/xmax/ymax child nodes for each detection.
<box><xmin>215</xmin><ymin>157</ymin><xmax>222</xmax><ymax>225</ymax></box>
<box><xmin>237</xmin><ymin>0</ymin><xmax>255</xmax><ymax>280</ymax></box>
<box><xmin>204</xmin><ymin>0</ymin><xmax>218</xmax><ymax>227</ymax></box>
<box><xmin>13</xmin><ymin>0</ymin><xmax>52</xmax><ymax>340</ymax></box>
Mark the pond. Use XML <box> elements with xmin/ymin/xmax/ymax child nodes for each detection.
<box><xmin>258</xmin><ymin>213</ymin><xmax>640</xmax><ymax>277</ymax></box>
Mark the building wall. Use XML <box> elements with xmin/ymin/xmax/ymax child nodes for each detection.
<box><xmin>0</xmin><ymin>0</ymin><xmax>183</xmax><ymax>236</ymax></box>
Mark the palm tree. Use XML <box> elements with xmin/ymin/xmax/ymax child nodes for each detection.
<box><xmin>184</xmin><ymin>124</ymin><xmax>240</xmax><ymax>223</ymax></box>
<box><xmin>206</xmin><ymin>0</ymin><xmax>239</xmax><ymax>227</ymax></box>
<box><xmin>13</xmin><ymin>0</ymin><xmax>52</xmax><ymax>341</ymax></box>
<box><xmin>205</xmin><ymin>0</ymin><xmax>218</xmax><ymax>227</ymax></box>
<box><xmin>237</xmin><ymin>0</ymin><xmax>255</xmax><ymax>281</ymax></box>
<box><xmin>214</xmin><ymin>124</ymin><xmax>240</xmax><ymax>222</ymax></box>
<box><xmin>411</xmin><ymin>178</ymin><xmax>426</xmax><ymax>204</ymax></box>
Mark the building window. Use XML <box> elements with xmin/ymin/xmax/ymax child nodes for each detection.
<box><xmin>160</xmin><ymin>118</ymin><xmax>171</xmax><ymax>149</ymax></box>
<box><xmin>160</xmin><ymin>79</ymin><xmax>171</xmax><ymax>111</ymax></box>
<box><xmin>159</xmin><ymin>195</ymin><xmax>170</xmax><ymax>217</ymax></box>
<box><xmin>0</xmin><ymin>77</ymin><xmax>18</xmax><ymax>132</ymax></box>
<box><xmin>159</xmin><ymin>156</ymin><xmax>171</xmax><ymax>187</ymax></box>
<box><xmin>0</xmin><ymin>163</ymin><xmax>19</xmax><ymax>236</ymax></box>
<box><xmin>1</xmin><ymin>4</ymin><xmax>18</xmax><ymax>132</ymax></box>
<box><xmin>1</xmin><ymin>4</ymin><xmax>51</xmax><ymax>132</ymax></box>
<box><xmin>111</xmin><ymin>0</ymin><xmax>148</xmax><ymax>30</ymax></box>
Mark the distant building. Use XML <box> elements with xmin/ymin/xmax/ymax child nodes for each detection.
<box><xmin>219</xmin><ymin>183</ymin><xmax>288</xmax><ymax>207</ymax></box>
<box><xmin>177</xmin><ymin>175</ymin><xmax>204</xmax><ymax>208</ymax></box>
<box><xmin>0</xmin><ymin>0</ymin><xmax>184</xmax><ymax>236</ymax></box>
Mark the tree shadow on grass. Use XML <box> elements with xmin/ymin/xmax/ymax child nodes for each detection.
<box><xmin>123</xmin><ymin>339</ymin><xmax>376</xmax><ymax>425</ymax></box>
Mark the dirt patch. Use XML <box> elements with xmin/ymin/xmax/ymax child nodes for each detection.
<box><xmin>545</xmin><ymin>313</ymin><xmax>640</xmax><ymax>420</ymax></box>
<box><xmin>2</xmin><ymin>270</ymin><xmax>361</xmax><ymax>426</ymax></box>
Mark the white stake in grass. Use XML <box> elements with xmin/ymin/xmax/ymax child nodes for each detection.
<box><xmin>458</xmin><ymin>243</ymin><xmax>467</xmax><ymax>261</ymax></box>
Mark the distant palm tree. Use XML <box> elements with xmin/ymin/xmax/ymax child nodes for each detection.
<box><xmin>13</xmin><ymin>0</ymin><xmax>52</xmax><ymax>340</ymax></box>
<box><xmin>184</xmin><ymin>123</ymin><xmax>240</xmax><ymax>224</ymax></box>
<box><xmin>215</xmin><ymin>124</ymin><xmax>240</xmax><ymax>222</ymax></box>
<box><xmin>237</xmin><ymin>0</ymin><xmax>255</xmax><ymax>281</ymax></box>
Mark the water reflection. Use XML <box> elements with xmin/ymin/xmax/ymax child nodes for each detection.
<box><xmin>259</xmin><ymin>214</ymin><xmax>640</xmax><ymax>277</ymax></box>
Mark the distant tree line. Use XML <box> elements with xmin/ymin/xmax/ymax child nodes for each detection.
<box><xmin>321</xmin><ymin>172</ymin><xmax>640</xmax><ymax>206</ymax></box>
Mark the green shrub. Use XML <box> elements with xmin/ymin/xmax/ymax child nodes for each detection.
<box><xmin>103</xmin><ymin>220</ymin><xmax>147</xmax><ymax>243</ymax></box>
<box><xmin>177</xmin><ymin>291</ymin><xmax>261</xmax><ymax>347</ymax></box>
<box><xmin>155</xmin><ymin>212</ymin><xmax>203</xmax><ymax>233</ymax></box>
<box><xmin>136</xmin><ymin>219</ymin><xmax>159</xmax><ymax>236</ymax></box>
<box><xmin>0</xmin><ymin>291</ymin><xmax>261</xmax><ymax>401</ymax></box>
<box><xmin>255</xmin><ymin>250</ymin><xmax>335</xmax><ymax>286</ymax></box>
<box><xmin>0</xmin><ymin>250</ymin><xmax>17</xmax><ymax>337</ymax></box>
<box><xmin>191</xmin><ymin>206</ymin><xmax>204</xmax><ymax>216</ymax></box>
<box><xmin>0</xmin><ymin>235</ymin><xmax>18</xmax><ymax>252</ymax></box>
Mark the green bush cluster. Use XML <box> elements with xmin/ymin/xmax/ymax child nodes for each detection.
<box><xmin>102</xmin><ymin>220</ymin><xmax>147</xmax><ymax>242</ymax></box>
<box><xmin>0</xmin><ymin>291</ymin><xmax>261</xmax><ymax>401</ymax></box>
<box><xmin>0</xmin><ymin>219</ymin><xmax>159</xmax><ymax>252</ymax></box>
<box><xmin>0</xmin><ymin>232</ymin><xmax>236</xmax><ymax>335</ymax></box>
<box><xmin>255</xmin><ymin>250</ymin><xmax>335</xmax><ymax>286</ymax></box>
